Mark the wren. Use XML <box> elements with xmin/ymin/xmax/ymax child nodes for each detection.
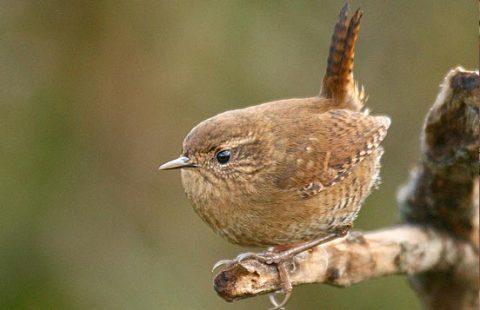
<box><xmin>160</xmin><ymin>3</ymin><xmax>390</xmax><ymax>309</ymax></box>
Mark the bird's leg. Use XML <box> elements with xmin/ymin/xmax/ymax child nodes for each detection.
<box><xmin>212</xmin><ymin>226</ymin><xmax>350</xmax><ymax>270</ymax></box>
<box><xmin>212</xmin><ymin>225</ymin><xmax>351</xmax><ymax>309</ymax></box>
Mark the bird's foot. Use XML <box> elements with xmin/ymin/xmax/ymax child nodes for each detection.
<box><xmin>211</xmin><ymin>245</ymin><xmax>303</xmax><ymax>272</ymax></box>
<box><xmin>212</xmin><ymin>227</ymin><xmax>351</xmax><ymax>309</ymax></box>
<box><xmin>212</xmin><ymin>248</ymin><xmax>294</xmax><ymax>310</ymax></box>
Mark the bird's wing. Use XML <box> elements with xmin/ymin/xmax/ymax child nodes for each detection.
<box><xmin>274</xmin><ymin>109</ymin><xmax>390</xmax><ymax>199</ymax></box>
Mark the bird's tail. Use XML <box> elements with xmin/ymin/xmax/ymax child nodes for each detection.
<box><xmin>320</xmin><ymin>2</ymin><xmax>365</xmax><ymax>111</ymax></box>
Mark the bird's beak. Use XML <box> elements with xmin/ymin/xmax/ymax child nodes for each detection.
<box><xmin>158</xmin><ymin>156</ymin><xmax>197</xmax><ymax>170</ymax></box>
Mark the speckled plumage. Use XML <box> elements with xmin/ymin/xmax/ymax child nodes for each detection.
<box><xmin>162</xmin><ymin>3</ymin><xmax>390</xmax><ymax>248</ymax></box>
<box><xmin>160</xmin><ymin>4</ymin><xmax>390</xmax><ymax>308</ymax></box>
<box><xmin>181</xmin><ymin>98</ymin><xmax>389</xmax><ymax>246</ymax></box>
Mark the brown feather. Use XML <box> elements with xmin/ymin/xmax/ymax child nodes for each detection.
<box><xmin>321</xmin><ymin>4</ymin><xmax>364</xmax><ymax>111</ymax></box>
<box><xmin>165</xmin><ymin>3</ymin><xmax>391</xmax><ymax>247</ymax></box>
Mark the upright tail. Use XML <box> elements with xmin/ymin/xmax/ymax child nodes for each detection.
<box><xmin>320</xmin><ymin>2</ymin><xmax>365</xmax><ymax>111</ymax></box>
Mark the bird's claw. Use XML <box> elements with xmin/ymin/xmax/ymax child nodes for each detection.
<box><xmin>211</xmin><ymin>252</ymin><xmax>260</xmax><ymax>272</ymax></box>
<box><xmin>268</xmin><ymin>290</ymin><xmax>292</xmax><ymax>310</ymax></box>
<box><xmin>211</xmin><ymin>259</ymin><xmax>233</xmax><ymax>272</ymax></box>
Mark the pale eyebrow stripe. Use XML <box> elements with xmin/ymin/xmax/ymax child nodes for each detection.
<box><xmin>219</xmin><ymin>136</ymin><xmax>258</xmax><ymax>149</ymax></box>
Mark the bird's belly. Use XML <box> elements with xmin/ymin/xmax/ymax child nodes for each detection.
<box><xmin>185</xmin><ymin>151</ymin><xmax>382</xmax><ymax>247</ymax></box>
<box><xmin>216</xmin><ymin>192</ymin><xmax>362</xmax><ymax>247</ymax></box>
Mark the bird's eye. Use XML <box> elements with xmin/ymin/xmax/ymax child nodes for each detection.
<box><xmin>215</xmin><ymin>149</ymin><xmax>231</xmax><ymax>164</ymax></box>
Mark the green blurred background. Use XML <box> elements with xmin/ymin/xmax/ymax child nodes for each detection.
<box><xmin>0</xmin><ymin>1</ymin><xmax>476</xmax><ymax>309</ymax></box>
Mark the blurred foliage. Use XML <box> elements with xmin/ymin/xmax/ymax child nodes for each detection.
<box><xmin>0</xmin><ymin>1</ymin><xmax>476</xmax><ymax>309</ymax></box>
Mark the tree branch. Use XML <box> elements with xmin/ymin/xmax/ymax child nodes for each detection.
<box><xmin>213</xmin><ymin>67</ymin><xmax>479</xmax><ymax>309</ymax></box>
<box><xmin>397</xmin><ymin>68</ymin><xmax>479</xmax><ymax>310</ymax></box>
<box><xmin>214</xmin><ymin>225</ymin><xmax>477</xmax><ymax>301</ymax></box>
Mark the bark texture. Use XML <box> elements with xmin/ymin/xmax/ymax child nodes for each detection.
<box><xmin>397</xmin><ymin>67</ymin><xmax>479</xmax><ymax>309</ymax></box>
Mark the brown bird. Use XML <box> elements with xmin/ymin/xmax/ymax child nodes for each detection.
<box><xmin>160</xmin><ymin>3</ymin><xmax>390</xmax><ymax>309</ymax></box>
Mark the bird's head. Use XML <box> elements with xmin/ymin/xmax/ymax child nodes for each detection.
<box><xmin>159</xmin><ymin>109</ymin><xmax>273</xmax><ymax>202</ymax></box>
